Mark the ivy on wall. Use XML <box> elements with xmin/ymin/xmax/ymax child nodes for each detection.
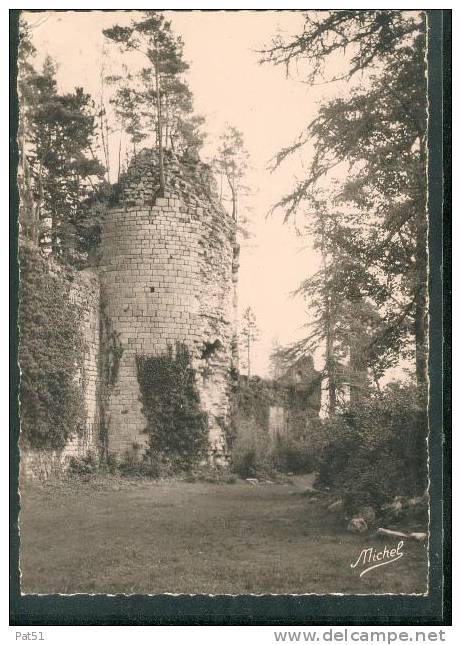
<box><xmin>98</xmin><ymin>297</ymin><xmax>124</xmax><ymax>461</ymax></box>
<box><xmin>234</xmin><ymin>376</ymin><xmax>283</xmax><ymax>432</ymax></box>
<box><xmin>18</xmin><ymin>242</ymin><xmax>86</xmax><ymax>450</ymax></box>
<box><xmin>136</xmin><ymin>343</ymin><xmax>209</xmax><ymax>471</ymax></box>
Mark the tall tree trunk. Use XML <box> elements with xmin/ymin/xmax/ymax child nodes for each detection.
<box><xmin>104</xmin><ymin>109</ymin><xmax>111</xmax><ymax>181</ymax></box>
<box><xmin>117</xmin><ymin>131</ymin><xmax>122</xmax><ymax>184</ymax></box>
<box><xmin>19</xmin><ymin>99</ymin><xmax>41</xmax><ymax>245</ymax></box>
<box><xmin>225</xmin><ymin>172</ymin><xmax>237</xmax><ymax>222</ymax></box>
<box><xmin>414</xmin><ymin>204</ymin><xmax>428</xmax><ymax>455</ymax></box>
<box><xmin>321</xmin><ymin>243</ymin><xmax>337</xmax><ymax>415</ymax></box>
<box><xmin>414</xmin><ymin>142</ymin><xmax>428</xmax><ymax>399</ymax></box>
<box><xmin>164</xmin><ymin>97</ymin><xmax>169</xmax><ymax>149</ymax></box>
<box><xmin>51</xmin><ymin>213</ymin><xmax>59</xmax><ymax>257</ymax></box>
<box><xmin>349</xmin><ymin>338</ymin><xmax>368</xmax><ymax>412</ymax></box>
<box><xmin>247</xmin><ymin>336</ymin><xmax>250</xmax><ymax>379</ymax></box>
<box><xmin>154</xmin><ymin>45</ymin><xmax>165</xmax><ymax>196</ymax></box>
<box><xmin>325</xmin><ymin>295</ymin><xmax>337</xmax><ymax>415</ymax></box>
<box><xmin>415</xmin><ymin>212</ymin><xmax>428</xmax><ymax>392</ymax></box>
<box><xmin>19</xmin><ymin>148</ymin><xmax>37</xmax><ymax>243</ymax></box>
<box><xmin>36</xmin><ymin>162</ymin><xmax>46</xmax><ymax>251</ymax></box>
<box><xmin>349</xmin><ymin>296</ymin><xmax>369</xmax><ymax>412</ymax></box>
<box><xmin>221</xmin><ymin>164</ymin><xmax>237</xmax><ymax>222</ymax></box>
<box><xmin>231</xmin><ymin>186</ymin><xmax>237</xmax><ymax>222</ymax></box>
<box><xmin>99</xmin><ymin>108</ymin><xmax>110</xmax><ymax>183</ymax></box>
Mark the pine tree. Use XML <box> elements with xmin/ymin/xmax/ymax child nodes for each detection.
<box><xmin>18</xmin><ymin>29</ymin><xmax>105</xmax><ymax>260</ymax></box>
<box><xmin>215</xmin><ymin>126</ymin><xmax>247</xmax><ymax>221</ymax></box>
<box><xmin>104</xmin><ymin>11</ymin><xmax>205</xmax><ymax>192</ymax></box>
<box><xmin>262</xmin><ymin>11</ymin><xmax>428</xmax><ymax>393</ymax></box>
<box><xmin>17</xmin><ymin>17</ymin><xmax>38</xmax><ymax>242</ymax></box>
<box><xmin>240</xmin><ymin>307</ymin><xmax>260</xmax><ymax>379</ymax></box>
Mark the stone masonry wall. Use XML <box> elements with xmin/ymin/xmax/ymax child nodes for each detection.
<box><xmin>99</xmin><ymin>150</ymin><xmax>238</xmax><ymax>461</ymax></box>
<box><xmin>73</xmin><ymin>268</ymin><xmax>101</xmax><ymax>453</ymax></box>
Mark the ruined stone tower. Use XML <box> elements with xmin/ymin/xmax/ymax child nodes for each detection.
<box><xmin>98</xmin><ymin>149</ymin><xmax>239</xmax><ymax>461</ymax></box>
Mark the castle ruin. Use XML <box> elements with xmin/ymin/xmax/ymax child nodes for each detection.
<box><xmin>21</xmin><ymin>149</ymin><xmax>239</xmax><ymax>476</ymax></box>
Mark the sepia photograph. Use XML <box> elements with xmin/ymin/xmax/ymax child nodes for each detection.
<box><xmin>11</xmin><ymin>7</ymin><xmax>446</xmax><ymax>607</ymax></box>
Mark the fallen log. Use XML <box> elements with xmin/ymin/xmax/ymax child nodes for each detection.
<box><xmin>376</xmin><ymin>527</ymin><xmax>427</xmax><ymax>542</ymax></box>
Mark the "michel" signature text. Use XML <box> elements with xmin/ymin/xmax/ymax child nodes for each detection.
<box><xmin>351</xmin><ymin>541</ymin><xmax>404</xmax><ymax>577</ymax></box>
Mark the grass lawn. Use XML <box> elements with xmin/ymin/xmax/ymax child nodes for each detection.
<box><xmin>19</xmin><ymin>476</ymin><xmax>428</xmax><ymax>595</ymax></box>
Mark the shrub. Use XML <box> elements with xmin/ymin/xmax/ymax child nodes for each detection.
<box><xmin>270</xmin><ymin>433</ymin><xmax>318</xmax><ymax>474</ymax></box>
<box><xmin>18</xmin><ymin>243</ymin><xmax>86</xmax><ymax>450</ymax></box>
<box><xmin>67</xmin><ymin>450</ymin><xmax>99</xmax><ymax>476</ymax></box>
<box><xmin>230</xmin><ymin>415</ymin><xmax>323</xmax><ymax>479</ymax></box>
<box><xmin>230</xmin><ymin>417</ymin><xmax>275</xmax><ymax>479</ymax></box>
<box><xmin>116</xmin><ymin>444</ymin><xmax>145</xmax><ymax>476</ymax></box>
<box><xmin>229</xmin><ymin>374</ymin><xmax>326</xmax><ymax>476</ymax></box>
<box><xmin>317</xmin><ymin>382</ymin><xmax>428</xmax><ymax>512</ymax></box>
<box><xmin>186</xmin><ymin>464</ymin><xmax>237</xmax><ymax>484</ymax></box>
<box><xmin>235</xmin><ymin>377</ymin><xmax>274</xmax><ymax>431</ymax></box>
<box><xmin>136</xmin><ymin>343</ymin><xmax>209</xmax><ymax>473</ymax></box>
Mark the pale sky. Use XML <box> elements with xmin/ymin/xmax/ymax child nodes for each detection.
<box><xmin>23</xmin><ymin>10</ymin><xmax>349</xmax><ymax>377</ymax></box>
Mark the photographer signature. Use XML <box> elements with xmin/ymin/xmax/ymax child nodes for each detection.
<box><xmin>351</xmin><ymin>541</ymin><xmax>404</xmax><ymax>577</ymax></box>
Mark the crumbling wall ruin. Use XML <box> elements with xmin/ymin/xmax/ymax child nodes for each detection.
<box><xmin>20</xmin><ymin>267</ymin><xmax>101</xmax><ymax>479</ymax></box>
